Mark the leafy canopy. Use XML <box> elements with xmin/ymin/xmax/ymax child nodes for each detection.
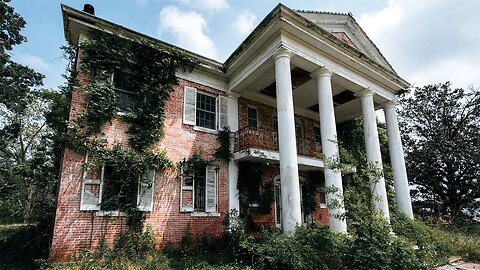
<box><xmin>399</xmin><ymin>82</ymin><xmax>480</xmax><ymax>222</ymax></box>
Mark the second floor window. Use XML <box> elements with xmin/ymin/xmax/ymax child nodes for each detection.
<box><xmin>248</xmin><ymin>107</ymin><xmax>258</xmax><ymax>128</ymax></box>
<box><xmin>113</xmin><ymin>70</ymin><xmax>137</xmax><ymax>112</ymax></box>
<box><xmin>196</xmin><ymin>92</ymin><xmax>217</xmax><ymax>130</ymax></box>
<box><xmin>314</xmin><ymin>126</ymin><xmax>321</xmax><ymax>143</ymax></box>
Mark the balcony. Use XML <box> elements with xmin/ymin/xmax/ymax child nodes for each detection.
<box><xmin>233</xmin><ymin>127</ymin><xmax>322</xmax><ymax>160</ymax></box>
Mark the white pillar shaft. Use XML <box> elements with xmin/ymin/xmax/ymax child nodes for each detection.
<box><xmin>274</xmin><ymin>49</ymin><xmax>302</xmax><ymax>234</ymax></box>
<box><xmin>358</xmin><ymin>89</ymin><xmax>390</xmax><ymax>221</ymax></box>
<box><xmin>227</xmin><ymin>94</ymin><xmax>240</xmax><ymax>213</ymax></box>
<box><xmin>384</xmin><ymin>104</ymin><xmax>414</xmax><ymax>219</ymax></box>
<box><xmin>313</xmin><ymin>68</ymin><xmax>347</xmax><ymax>233</ymax></box>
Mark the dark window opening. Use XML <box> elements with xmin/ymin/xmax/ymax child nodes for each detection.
<box><xmin>314</xmin><ymin>126</ymin><xmax>321</xmax><ymax>143</ymax></box>
<box><xmin>248</xmin><ymin>107</ymin><xmax>258</xmax><ymax>128</ymax></box>
<box><xmin>113</xmin><ymin>70</ymin><xmax>137</xmax><ymax>111</ymax></box>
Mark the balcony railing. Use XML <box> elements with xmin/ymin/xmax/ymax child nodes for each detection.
<box><xmin>234</xmin><ymin>127</ymin><xmax>322</xmax><ymax>159</ymax></box>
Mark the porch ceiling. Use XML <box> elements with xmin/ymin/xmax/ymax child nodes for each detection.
<box><xmin>237</xmin><ymin>54</ymin><xmax>390</xmax><ymax>123</ymax></box>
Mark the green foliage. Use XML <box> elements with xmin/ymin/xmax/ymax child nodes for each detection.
<box><xmin>215</xmin><ymin>127</ymin><xmax>233</xmax><ymax>161</ymax></box>
<box><xmin>399</xmin><ymin>82</ymin><xmax>480</xmax><ymax>222</ymax></box>
<box><xmin>77</xmin><ymin>29</ymin><xmax>197</xmax><ymax>151</ymax></box>
<box><xmin>84</xmin><ymin>143</ymin><xmax>171</xmax><ymax>230</ymax></box>
<box><xmin>62</xmin><ymin>29</ymin><xmax>197</xmax><ymax>230</ymax></box>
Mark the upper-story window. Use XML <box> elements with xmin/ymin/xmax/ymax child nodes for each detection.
<box><xmin>248</xmin><ymin>106</ymin><xmax>259</xmax><ymax>129</ymax></box>
<box><xmin>182</xmin><ymin>86</ymin><xmax>228</xmax><ymax>131</ymax></box>
<box><xmin>196</xmin><ymin>92</ymin><xmax>217</xmax><ymax>130</ymax></box>
<box><xmin>113</xmin><ymin>70</ymin><xmax>137</xmax><ymax>111</ymax></box>
<box><xmin>295</xmin><ymin>116</ymin><xmax>305</xmax><ymax>138</ymax></box>
<box><xmin>314</xmin><ymin>126</ymin><xmax>321</xmax><ymax>143</ymax></box>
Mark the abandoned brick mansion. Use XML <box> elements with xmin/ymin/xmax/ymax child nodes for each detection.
<box><xmin>51</xmin><ymin>3</ymin><xmax>413</xmax><ymax>260</ymax></box>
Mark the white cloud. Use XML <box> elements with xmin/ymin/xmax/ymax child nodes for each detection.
<box><xmin>157</xmin><ymin>6</ymin><xmax>218</xmax><ymax>60</ymax></box>
<box><xmin>136</xmin><ymin>0</ymin><xmax>149</xmax><ymax>7</ymax></box>
<box><xmin>233</xmin><ymin>10</ymin><xmax>256</xmax><ymax>37</ymax></box>
<box><xmin>359</xmin><ymin>0</ymin><xmax>403</xmax><ymax>40</ymax></box>
<box><xmin>177</xmin><ymin>0</ymin><xmax>228</xmax><ymax>12</ymax></box>
<box><xmin>358</xmin><ymin>0</ymin><xmax>480</xmax><ymax>88</ymax></box>
<box><xmin>14</xmin><ymin>53</ymin><xmax>49</xmax><ymax>71</ymax></box>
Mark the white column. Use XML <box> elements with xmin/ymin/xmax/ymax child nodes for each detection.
<box><xmin>355</xmin><ymin>88</ymin><xmax>390</xmax><ymax>221</ymax></box>
<box><xmin>383</xmin><ymin>101</ymin><xmax>414</xmax><ymax>219</ymax></box>
<box><xmin>311</xmin><ymin>67</ymin><xmax>347</xmax><ymax>233</ymax></box>
<box><xmin>227</xmin><ymin>93</ymin><xmax>240</xmax><ymax>213</ymax></box>
<box><xmin>274</xmin><ymin>48</ymin><xmax>302</xmax><ymax>234</ymax></box>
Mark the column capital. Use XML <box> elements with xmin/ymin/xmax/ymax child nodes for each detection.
<box><xmin>382</xmin><ymin>100</ymin><xmax>399</xmax><ymax>110</ymax></box>
<box><xmin>273</xmin><ymin>47</ymin><xmax>293</xmax><ymax>61</ymax></box>
<box><xmin>311</xmin><ymin>66</ymin><xmax>332</xmax><ymax>79</ymax></box>
<box><xmin>354</xmin><ymin>88</ymin><xmax>375</xmax><ymax>98</ymax></box>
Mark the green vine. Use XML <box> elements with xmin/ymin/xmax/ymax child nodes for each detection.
<box><xmin>214</xmin><ymin>127</ymin><xmax>233</xmax><ymax>161</ymax></box>
<box><xmin>177</xmin><ymin>153</ymin><xmax>213</xmax><ymax>178</ymax></box>
<box><xmin>63</xmin><ymin>29</ymin><xmax>197</xmax><ymax>230</ymax></box>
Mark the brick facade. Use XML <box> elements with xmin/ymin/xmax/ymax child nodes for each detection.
<box><xmin>50</xmin><ymin>78</ymin><xmax>229</xmax><ymax>260</ymax></box>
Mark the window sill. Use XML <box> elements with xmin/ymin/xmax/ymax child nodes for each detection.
<box><xmin>95</xmin><ymin>210</ymin><xmax>128</xmax><ymax>217</ymax></box>
<box><xmin>190</xmin><ymin>212</ymin><xmax>221</xmax><ymax>217</ymax></box>
<box><xmin>193</xmin><ymin>126</ymin><xmax>218</xmax><ymax>134</ymax></box>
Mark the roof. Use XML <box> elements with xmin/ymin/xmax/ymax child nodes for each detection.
<box><xmin>61</xmin><ymin>3</ymin><xmax>409</xmax><ymax>90</ymax></box>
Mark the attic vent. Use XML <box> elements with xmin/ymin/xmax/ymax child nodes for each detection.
<box><xmin>83</xmin><ymin>4</ymin><xmax>95</xmax><ymax>15</ymax></box>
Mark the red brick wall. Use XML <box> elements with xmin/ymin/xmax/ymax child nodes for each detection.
<box><xmin>236</xmin><ymin>97</ymin><xmax>322</xmax><ymax>159</ymax></box>
<box><xmin>50</xmin><ymin>77</ymin><xmax>229</xmax><ymax>260</ymax></box>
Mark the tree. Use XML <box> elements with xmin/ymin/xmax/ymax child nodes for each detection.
<box><xmin>399</xmin><ymin>82</ymin><xmax>480</xmax><ymax>222</ymax></box>
<box><xmin>0</xmin><ymin>0</ymin><xmax>59</xmax><ymax>224</ymax></box>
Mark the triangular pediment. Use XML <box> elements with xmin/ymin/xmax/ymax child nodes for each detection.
<box><xmin>295</xmin><ymin>10</ymin><xmax>394</xmax><ymax>73</ymax></box>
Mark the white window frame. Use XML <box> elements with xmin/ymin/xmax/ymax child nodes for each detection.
<box><xmin>195</xmin><ymin>90</ymin><xmax>218</xmax><ymax>131</ymax></box>
<box><xmin>137</xmin><ymin>170</ymin><xmax>156</xmax><ymax>212</ymax></box>
<box><xmin>80</xmin><ymin>152</ymin><xmax>104</xmax><ymax>211</ymax></box>
<box><xmin>183</xmin><ymin>86</ymin><xmax>228</xmax><ymax>133</ymax></box>
<box><xmin>80</xmin><ymin>153</ymin><xmax>156</xmax><ymax>212</ymax></box>
<box><xmin>179</xmin><ymin>165</ymin><xmax>218</xmax><ymax>214</ymax></box>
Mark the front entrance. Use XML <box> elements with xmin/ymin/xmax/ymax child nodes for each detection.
<box><xmin>274</xmin><ymin>175</ymin><xmax>312</xmax><ymax>228</ymax></box>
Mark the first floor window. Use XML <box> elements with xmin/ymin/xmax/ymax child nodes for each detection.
<box><xmin>180</xmin><ymin>165</ymin><xmax>218</xmax><ymax>213</ymax></box>
<box><xmin>80</xmin><ymin>153</ymin><xmax>155</xmax><ymax>212</ymax></box>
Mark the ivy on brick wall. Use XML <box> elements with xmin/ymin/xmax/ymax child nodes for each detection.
<box><xmin>64</xmin><ymin>29</ymin><xmax>197</xmax><ymax>230</ymax></box>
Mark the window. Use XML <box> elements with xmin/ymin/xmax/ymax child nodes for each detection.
<box><xmin>196</xmin><ymin>92</ymin><xmax>217</xmax><ymax>130</ymax></box>
<box><xmin>314</xmin><ymin>126</ymin><xmax>321</xmax><ymax>143</ymax></box>
<box><xmin>248</xmin><ymin>107</ymin><xmax>258</xmax><ymax>129</ymax></box>
<box><xmin>295</xmin><ymin>116</ymin><xmax>305</xmax><ymax>138</ymax></box>
<box><xmin>182</xmin><ymin>86</ymin><xmax>228</xmax><ymax>131</ymax></box>
<box><xmin>113</xmin><ymin>70</ymin><xmax>137</xmax><ymax>111</ymax></box>
<box><xmin>80</xmin><ymin>153</ymin><xmax>155</xmax><ymax>212</ymax></box>
<box><xmin>180</xmin><ymin>165</ymin><xmax>217</xmax><ymax>213</ymax></box>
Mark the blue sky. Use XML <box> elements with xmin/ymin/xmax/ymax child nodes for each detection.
<box><xmin>9</xmin><ymin>0</ymin><xmax>480</xmax><ymax>91</ymax></box>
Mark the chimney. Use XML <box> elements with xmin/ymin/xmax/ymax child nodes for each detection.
<box><xmin>83</xmin><ymin>4</ymin><xmax>95</xmax><ymax>15</ymax></box>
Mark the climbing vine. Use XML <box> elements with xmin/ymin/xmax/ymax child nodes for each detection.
<box><xmin>214</xmin><ymin>127</ymin><xmax>233</xmax><ymax>161</ymax></box>
<box><xmin>64</xmin><ymin>29</ymin><xmax>197</xmax><ymax>230</ymax></box>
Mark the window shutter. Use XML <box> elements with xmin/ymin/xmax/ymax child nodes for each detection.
<box><xmin>205</xmin><ymin>166</ymin><xmax>217</xmax><ymax>213</ymax></box>
<box><xmin>137</xmin><ymin>170</ymin><xmax>155</xmax><ymax>212</ymax></box>
<box><xmin>183</xmin><ymin>86</ymin><xmax>197</xmax><ymax>125</ymax></box>
<box><xmin>180</xmin><ymin>167</ymin><xmax>194</xmax><ymax>212</ymax></box>
<box><xmin>218</xmin><ymin>96</ymin><xmax>228</xmax><ymax>130</ymax></box>
<box><xmin>80</xmin><ymin>153</ymin><xmax>103</xmax><ymax>211</ymax></box>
